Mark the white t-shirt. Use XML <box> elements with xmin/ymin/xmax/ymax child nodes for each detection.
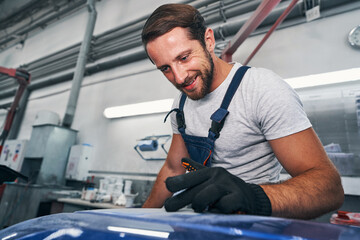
<box><xmin>170</xmin><ymin>63</ymin><xmax>312</xmax><ymax>184</ymax></box>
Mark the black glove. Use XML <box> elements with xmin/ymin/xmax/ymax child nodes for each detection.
<box><xmin>164</xmin><ymin>158</ymin><xmax>272</xmax><ymax>215</ymax></box>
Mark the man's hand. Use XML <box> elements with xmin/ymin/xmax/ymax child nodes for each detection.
<box><xmin>164</xmin><ymin>158</ymin><xmax>272</xmax><ymax>215</ymax></box>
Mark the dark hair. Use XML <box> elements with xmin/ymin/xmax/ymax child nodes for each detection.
<box><xmin>141</xmin><ymin>4</ymin><xmax>207</xmax><ymax>49</ymax></box>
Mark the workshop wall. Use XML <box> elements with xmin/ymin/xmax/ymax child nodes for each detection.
<box><xmin>0</xmin><ymin>1</ymin><xmax>359</xmax><ymax>179</ymax></box>
<box><xmin>233</xmin><ymin>8</ymin><xmax>360</xmax><ymax>78</ymax></box>
<box><xmin>0</xmin><ymin>0</ymin><xmax>181</xmax><ymax>177</ymax></box>
<box><xmin>16</xmin><ymin>60</ymin><xmax>178</xmax><ymax>175</ymax></box>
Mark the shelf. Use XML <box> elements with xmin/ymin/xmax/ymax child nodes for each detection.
<box><xmin>57</xmin><ymin>198</ymin><xmax>125</xmax><ymax>209</ymax></box>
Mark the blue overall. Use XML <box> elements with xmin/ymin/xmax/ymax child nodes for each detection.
<box><xmin>165</xmin><ymin>66</ymin><xmax>250</xmax><ymax>167</ymax></box>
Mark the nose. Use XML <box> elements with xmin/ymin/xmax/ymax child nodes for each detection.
<box><xmin>172</xmin><ymin>65</ymin><xmax>188</xmax><ymax>85</ymax></box>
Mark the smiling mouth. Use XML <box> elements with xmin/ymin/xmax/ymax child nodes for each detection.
<box><xmin>183</xmin><ymin>75</ymin><xmax>198</xmax><ymax>91</ymax></box>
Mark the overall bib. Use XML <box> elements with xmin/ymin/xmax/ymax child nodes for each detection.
<box><xmin>165</xmin><ymin>66</ymin><xmax>250</xmax><ymax>167</ymax></box>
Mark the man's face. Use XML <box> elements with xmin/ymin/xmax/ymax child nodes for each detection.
<box><xmin>146</xmin><ymin>27</ymin><xmax>214</xmax><ymax>100</ymax></box>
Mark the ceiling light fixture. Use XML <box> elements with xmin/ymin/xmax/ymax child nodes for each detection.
<box><xmin>104</xmin><ymin>99</ymin><xmax>174</xmax><ymax>119</ymax></box>
<box><xmin>285</xmin><ymin>68</ymin><xmax>360</xmax><ymax>89</ymax></box>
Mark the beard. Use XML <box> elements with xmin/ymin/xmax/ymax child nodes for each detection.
<box><xmin>176</xmin><ymin>49</ymin><xmax>214</xmax><ymax>100</ymax></box>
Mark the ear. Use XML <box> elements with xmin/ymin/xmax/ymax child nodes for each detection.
<box><xmin>204</xmin><ymin>28</ymin><xmax>215</xmax><ymax>53</ymax></box>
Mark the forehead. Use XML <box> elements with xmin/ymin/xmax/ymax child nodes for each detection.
<box><xmin>146</xmin><ymin>27</ymin><xmax>192</xmax><ymax>53</ymax></box>
<box><xmin>146</xmin><ymin>27</ymin><xmax>199</xmax><ymax>64</ymax></box>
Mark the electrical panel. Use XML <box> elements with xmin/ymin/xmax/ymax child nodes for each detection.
<box><xmin>0</xmin><ymin>140</ymin><xmax>28</xmax><ymax>172</ymax></box>
<box><xmin>65</xmin><ymin>144</ymin><xmax>94</xmax><ymax>181</ymax></box>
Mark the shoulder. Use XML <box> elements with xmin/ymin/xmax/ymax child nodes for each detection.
<box><xmin>242</xmin><ymin>66</ymin><xmax>297</xmax><ymax>101</ymax></box>
<box><xmin>245</xmin><ymin>67</ymin><xmax>286</xmax><ymax>87</ymax></box>
<box><xmin>171</xmin><ymin>92</ymin><xmax>183</xmax><ymax>109</ymax></box>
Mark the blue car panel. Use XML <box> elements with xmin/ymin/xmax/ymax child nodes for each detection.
<box><xmin>0</xmin><ymin>208</ymin><xmax>359</xmax><ymax>240</ymax></box>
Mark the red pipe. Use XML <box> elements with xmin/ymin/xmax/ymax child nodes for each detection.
<box><xmin>244</xmin><ymin>0</ymin><xmax>299</xmax><ymax>65</ymax></box>
<box><xmin>0</xmin><ymin>67</ymin><xmax>30</xmax><ymax>86</ymax></box>
<box><xmin>0</xmin><ymin>67</ymin><xmax>16</xmax><ymax>78</ymax></box>
<box><xmin>0</xmin><ymin>67</ymin><xmax>30</xmax><ymax>154</ymax></box>
<box><xmin>221</xmin><ymin>0</ymin><xmax>282</xmax><ymax>62</ymax></box>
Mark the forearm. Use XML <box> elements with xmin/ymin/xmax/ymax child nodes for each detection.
<box><xmin>261</xmin><ymin>166</ymin><xmax>344</xmax><ymax>219</ymax></box>
<box><xmin>143</xmin><ymin>134</ymin><xmax>189</xmax><ymax>208</ymax></box>
<box><xmin>142</xmin><ymin>165</ymin><xmax>173</xmax><ymax>208</ymax></box>
<box><xmin>143</xmin><ymin>161</ymin><xmax>186</xmax><ymax>208</ymax></box>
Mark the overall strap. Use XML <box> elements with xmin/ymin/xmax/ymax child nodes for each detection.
<box><xmin>209</xmin><ymin>66</ymin><xmax>250</xmax><ymax>139</ymax></box>
<box><xmin>176</xmin><ymin>94</ymin><xmax>187</xmax><ymax>133</ymax></box>
<box><xmin>178</xmin><ymin>93</ymin><xmax>187</xmax><ymax>111</ymax></box>
<box><xmin>163</xmin><ymin>93</ymin><xmax>187</xmax><ymax>134</ymax></box>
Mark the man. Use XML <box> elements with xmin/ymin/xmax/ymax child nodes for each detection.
<box><xmin>141</xmin><ymin>3</ymin><xmax>344</xmax><ymax>219</ymax></box>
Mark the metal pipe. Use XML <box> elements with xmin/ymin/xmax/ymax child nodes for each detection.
<box><xmin>189</xmin><ymin>0</ymin><xmax>219</xmax><ymax>8</ymax></box>
<box><xmin>0</xmin><ymin>88</ymin><xmax>17</xmax><ymax>99</ymax></box>
<box><xmin>221</xmin><ymin>0</ymin><xmax>281</xmax><ymax>62</ymax></box>
<box><xmin>0</xmin><ymin>0</ymin><xmax>87</xmax><ymax>51</ymax></box>
<box><xmin>24</xmin><ymin>47</ymin><xmax>146</xmax><ymax>91</ymax></box>
<box><xmin>62</xmin><ymin>0</ymin><xmax>97</xmax><ymax>127</ymax></box>
<box><xmin>1</xmin><ymin>0</ymin><xmax>359</xmax><ymax>102</ymax></box>
<box><xmin>0</xmin><ymin>1</ymin><xmax>289</xmax><ymax>89</ymax></box>
<box><xmin>244</xmin><ymin>0</ymin><xmax>299</xmax><ymax>65</ymax></box>
<box><xmin>86</xmin><ymin>47</ymin><xmax>147</xmax><ymax>75</ymax></box>
<box><xmin>203</xmin><ymin>0</ymin><xmax>262</xmax><ymax>25</ymax></box>
<box><xmin>28</xmin><ymin>71</ymin><xmax>74</xmax><ymax>91</ymax></box>
<box><xmin>25</xmin><ymin>45</ymin><xmax>81</xmax><ymax>69</ymax></box>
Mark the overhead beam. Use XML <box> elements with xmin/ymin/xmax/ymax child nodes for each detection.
<box><xmin>221</xmin><ymin>0</ymin><xmax>281</xmax><ymax>62</ymax></box>
<box><xmin>244</xmin><ymin>0</ymin><xmax>299</xmax><ymax>65</ymax></box>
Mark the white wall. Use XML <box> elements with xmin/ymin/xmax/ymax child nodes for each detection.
<box><xmin>2</xmin><ymin>2</ymin><xmax>360</xmax><ymax>176</ymax></box>
<box><xmin>17</xmin><ymin>59</ymin><xmax>178</xmax><ymax>174</ymax></box>
<box><xmin>233</xmin><ymin>8</ymin><xmax>360</xmax><ymax>78</ymax></box>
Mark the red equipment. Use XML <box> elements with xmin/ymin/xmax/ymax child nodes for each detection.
<box><xmin>221</xmin><ymin>0</ymin><xmax>299</xmax><ymax>64</ymax></box>
<box><xmin>0</xmin><ymin>66</ymin><xmax>31</xmax><ymax>155</ymax></box>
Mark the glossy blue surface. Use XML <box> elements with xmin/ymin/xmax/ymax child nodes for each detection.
<box><xmin>0</xmin><ymin>208</ymin><xmax>359</xmax><ymax>240</ymax></box>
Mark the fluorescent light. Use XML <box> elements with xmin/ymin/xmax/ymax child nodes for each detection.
<box><xmin>107</xmin><ymin>226</ymin><xmax>170</xmax><ymax>238</ymax></box>
<box><xmin>104</xmin><ymin>99</ymin><xmax>174</xmax><ymax>119</ymax></box>
<box><xmin>285</xmin><ymin>68</ymin><xmax>360</xmax><ymax>89</ymax></box>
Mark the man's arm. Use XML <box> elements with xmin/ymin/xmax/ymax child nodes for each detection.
<box><xmin>262</xmin><ymin>127</ymin><xmax>344</xmax><ymax>219</ymax></box>
<box><xmin>163</xmin><ymin>128</ymin><xmax>343</xmax><ymax>219</ymax></box>
<box><xmin>142</xmin><ymin>134</ymin><xmax>187</xmax><ymax>208</ymax></box>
